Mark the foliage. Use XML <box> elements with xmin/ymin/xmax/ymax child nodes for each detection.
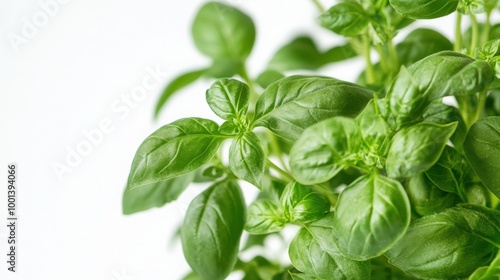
<box><xmin>123</xmin><ymin>0</ymin><xmax>500</xmax><ymax>279</ymax></box>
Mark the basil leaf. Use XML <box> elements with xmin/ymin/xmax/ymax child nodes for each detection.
<box><xmin>289</xmin><ymin>117</ymin><xmax>358</xmax><ymax>185</ymax></box>
<box><xmin>333</xmin><ymin>174</ymin><xmax>411</xmax><ymax>261</ymax></box>
<box><xmin>319</xmin><ymin>2</ymin><xmax>370</xmax><ymax>37</ymax></box>
<box><xmin>288</xmin><ymin>272</ymin><xmax>318</xmax><ymax>280</ymax></box>
<box><xmin>245</xmin><ymin>200</ymin><xmax>286</xmax><ymax>235</ymax></box>
<box><xmin>256</xmin><ymin>70</ymin><xmax>285</xmax><ymax>89</ymax></box>
<box><xmin>253</xmin><ymin>75</ymin><xmax>372</xmax><ymax>141</ymax></box>
<box><xmin>423</xmin><ymin>102</ymin><xmax>467</xmax><ymax>151</ymax></box>
<box><xmin>356</xmin><ymin>99</ymin><xmax>390</xmax><ymax>155</ymax></box>
<box><xmin>387</xmin><ymin>204</ymin><xmax>500</xmax><ymax>279</ymax></box>
<box><xmin>464</xmin><ymin>116</ymin><xmax>500</xmax><ymax>199</ymax></box>
<box><xmin>407</xmin><ymin>173</ymin><xmax>459</xmax><ymax>216</ymax></box>
<box><xmin>386</xmin><ymin>52</ymin><xmax>494</xmax><ymax>127</ymax></box>
<box><xmin>386</xmin><ymin>122</ymin><xmax>457</xmax><ymax>178</ymax></box>
<box><xmin>229</xmin><ymin>132</ymin><xmax>265</xmax><ymax>188</ymax></box>
<box><xmin>264</xmin><ymin>36</ymin><xmax>356</xmax><ymax>73</ymax></box>
<box><xmin>206</xmin><ymin>79</ymin><xmax>250</xmax><ymax>121</ymax></box>
<box><xmin>371</xmin><ymin>256</ymin><xmax>417</xmax><ymax>279</ymax></box>
<box><xmin>396</xmin><ymin>28</ymin><xmax>453</xmax><ymax>66</ymax></box>
<box><xmin>266</xmin><ymin>36</ymin><xmax>325</xmax><ymax>72</ymax></box>
<box><xmin>154</xmin><ymin>69</ymin><xmax>206</xmax><ymax>119</ymax></box>
<box><xmin>407</xmin><ymin>51</ymin><xmax>494</xmax><ymax>100</ymax></box>
<box><xmin>123</xmin><ymin>172</ymin><xmax>194</xmax><ymax>215</ymax></box>
<box><xmin>237</xmin><ymin>256</ymin><xmax>282</xmax><ymax>280</ymax></box>
<box><xmin>279</xmin><ymin>182</ymin><xmax>330</xmax><ymax>223</ymax></box>
<box><xmin>389</xmin><ymin>0</ymin><xmax>459</xmax><ymax>19</ymax></box>
<box><xmin>289</xmin><ymin>213</ymin><xmax>371</xmax><ymax>279</ymax></box>
<box><xmin>126</xmin><ymin>118</ymin><xmax>227</xmax><ymax>190</ymax></box>
<box><xmin>322</xmin><ymin>44</ymin><xmax>358</xmax><ymax>64</ymax></box>
<box><xmin>424</xmin><ymin>145</ymin><xmax>469</xmax><ymax>194</ymax></box>
<box><xmin>469</xmin><ymin>252</ymin><xmax>500</xmax><ymax>280</ymax></box>
<box><xmin>192</xmin><ymin>2</ymin><xmax>255</xmax><ymax>60</ymax></box>
<box><xmin>181</xmin><ymin>180</ymin><xmax>246</xmax><ymax>280</ymax></box>
<box><xmin>205</xmin><ymin>58</ymin><xmax>243</xmax><ymax>79</ymax></box>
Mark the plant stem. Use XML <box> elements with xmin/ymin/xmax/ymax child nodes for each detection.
<box><xmin>363</xmin><ymin>35</ymin><xmax>375</xmax><ymax>84</ymax></box>
<box><xmin>311</xmin><ymin>0</ymin><xmax>326</xmax><ymax>13</ymax></box>
<box><xmin>266</xmin><ymin>159</ymin><xmax>293</xmax><ymax>181</ymax></box>
<box><xmin>314</xmin><ymin>184</ymin><xmax>338</xmax><ymax>206</ymax></box>
<box><xmin>469</xmin><ymin>13</ymin><xmax>479</xmax><ymax>56</ymax></box>
<box><xmin>388</xmin><ymin>38</ymin><xmax>399</xmax><ymax>77</ymax></box>
<box><xmin>473</xmin><ymin>89</ymin><xmax>488</xmax><ymax>123</ymax></box>
<box><xmin>240</xmin><ymin>65</ymin><xmax>259</xmax><ymax>99</ymax></box>
<box><xmin>267</xmin><ymin>131</ymin><xmax>289</xmax><ymax>172</ymax></box>
<box><xmin>481</xmin><ymin>12</ymin><xmax>492</xmax><ymax>44</ymax></box>
<box><xmin>454</xmin><ymin>13</ymin><xmax>462</xmax><ymax>52</ymax></box>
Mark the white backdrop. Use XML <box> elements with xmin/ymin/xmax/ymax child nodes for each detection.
<box><xmin>0</xmin><ymin>0</ymin><xmax>461</xmax><ymax>279</ymax></box>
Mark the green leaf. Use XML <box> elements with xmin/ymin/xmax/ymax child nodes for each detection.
<box><xmin>288</xmin><ymin>272</ymin><xmax>318</xmax><ymax>280</ymax></box>
<box><xmin>206</xmin><ymin>79</ymin><xmax>250</xmax><ymax>121</ymax></box>
<box><xmin>181</xmin><ymin>180</ymin><xmax>246</xmax><ymax>280</ymax></box>
<box><xmin>245</xmin><ymin>200</ymin><xmax>286</xmax><ymax>235</ymax></box>
<box><xmin>389</xmin><ymin>0</ymin><xmax>459</xmax><ymax>19</ymax></box>
<box><xmin>192</xmin><ymin>2</ymin><xmax>255</xmax><ymax>60</ymax></box>
<box><xmin>386</xmin><ymin>122</ymin><xmax>457</xmax><ymax>178</ymax></box>
<box><xmin>319</xmin><ymin>2</ymin><xmax>370</xmax><ymax>36</ymax></box>
<box><xmin>182</xmin><ymin>271</ymin><xmax>202</xmax><ymax>280</ymax></box>
<box><xmin>423</xmin><ymin>102</ymin><xmax>467</xmax><ymax>151</ymax></box>
<box><xmin>289</xmin><ymin>117</ymin><xmax>358</xmax><ymax>185</ymax></box>
<box><xmin>279</xmin><ymin>182</ymin><xmax>330</xmax><ymax>223</ymax></box>
<box><xmin>229</xmin><ymin>132</ymin><xmax>266</xmax><ymax>188</ymax></box>
<box><xmin>266</xmin><ymin>36</ymin><xmax>324</xmax><ymax>72</ymax></box>
<box><xmin>387</xmin><ymin>204</ymin><xmax>500</xmax><ymax>279</ymax></box>
<box><xmin>406</xmin><ymin>51</ymin><xmax>494</xmax><ymax>100</ymax></box>
<box><xmin>256</xmin><ymin>70</ymin><xmax>285</xmax><ymax>89</ymax></box>
<box><xmin>469</xmin><ymin>252</ymin><xmax>500</xmax><ymax>280</ymax></box>
<box><xmin>122</xmin><ymin>172</ymin><xmax>194</xmax><ymax>215</ymax></box>
<box><xmin>237</xmin><ymin>256</ymin><xmax>282</xmax><ymax>280</ymax></box>
<box><xmin>333</xmin><ymin>174</ymin><xmax>411</xmax><ymax>261</ymax></box>
<box><xmin>201</xmin><ymin>166</ymin><xmax>225</xmax><ymax>179</ymax></box>
<box><xmin>407</xmin><ymin>173</ymin><xmax>459</xmax><ymax>216</ymax></box>
<box><xmin>126</xmin><ymin>118</ymin><xmax>227</xmax><ymax>190</ymax></box>
<box><xmin>205</xmin><ymin>58</ymin><xmax>244</xmax><ymax>78</ymax></box>
<box><xmin>425</xmin><ymin>145</ymin><xmax>469</xmax><ymax>194</ymax></box>
<box><xmin>253</xmin><ymin>75</ymin><xmax>372</xmax><ymax>141</ymax></box>
<box><xmin>464</xmin><ymin>116</ymin><xmax>500</xmax><ymax>199</ymax></box>
<box><xmin>356</xmin><ymin>99</ymin><xmax>390</xmax><ymax>156</ymax></box>
<box><xmin>385</xmin><ymin>52</ymin><xmax>494</xmax><ymax>127</ymax></box>
<box><xmin>396</xmin><ymin>28</ymin><xmax>453</xmax><ymax>66</ymax></box>
<box><xmin>371</xmin><ymin>256</ymin><xmax>417</xmax><ymax>279</ymax></box>
<box><xmin>264</xmin><ymin>36</ymin><xmax>356</xmax><ymax>72</ymax></box>
<box><xmin>289</xmin><ymin>213</ymin><xmax>371</xmax><ymax>279</ymax></box>
<box><xmin>154</xmin><ymin>69</ymin><xmax>206</xmax><ymax>119</ymax></box>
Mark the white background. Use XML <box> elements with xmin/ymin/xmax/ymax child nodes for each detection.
<box><xmin>0</xmin><ymin>0</ymin><xmax>468</xmax><ymax>279</ymax></box>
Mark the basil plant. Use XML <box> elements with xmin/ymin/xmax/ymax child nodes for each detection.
<box><xmin>123</xmin><ymin>1</ymin><xmax>500</xmax><ymax>279</ymax></box>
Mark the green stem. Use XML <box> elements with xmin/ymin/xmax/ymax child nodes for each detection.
<box><xmin>387</xmin><ymin>38</ymin><xmax>399</xmax><ymax>81</ymax></box>
<box><xmin>481</xmin><ymin>12</ymin><xmax>491</xmax><ymax>44</ymax></box>
<box><xmin>240</xmin><ymin>65</ymin><xmax>258</xmax><ymax>99</ymax></box>
<box><xmin>469</xmin><ymin>13</ymin><xmax>479</xmax><ymax>56</ymax></box>
<box><xmin>267</xmin><ymin>131</ymin><xmax>289</xmax><ymax>172</ymax></box>
<box><xmin>311</xmin><ymin>0</ymin><xmax>326</xmax><ymax>13</ymax></box>
<box><xmin>363</xmin><ymin>35</ymin><xmax>375</xmax><ymax>84</ymax></box>
<box><xmin>454</xmin><ymin>13</ymin><xmax>462</xmax><ymax>52</ymax></box>
<box><xmin>375</xmin><ymin>44</ymin><xmax>389</xmax><ymax>73</ymax></box>
<box><xmin>473</xmin><ymin>89</ymin><xmax>488</xmax><ymax>123</ymax></box>
<box><xmin>266</xmin><ymin>159</ymin><xmax>293</xmax><ymax>181</ymax></box>
<box><xmin>314</xmin><ymin>184</ymin><xmax>338</xmax><ymax>206</ymax></box>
